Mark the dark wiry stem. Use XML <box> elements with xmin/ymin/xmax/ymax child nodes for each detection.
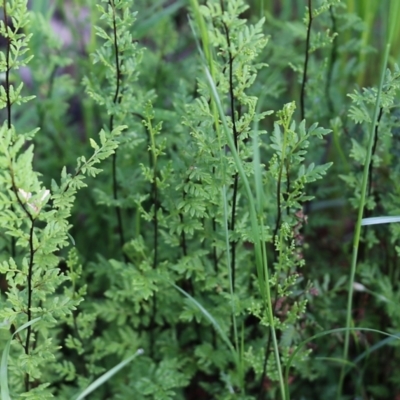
<box><xmin>220</xmin><ymin>0</ymin><xmax>240</xmax><ymax>290</ymax></box>
<box><xmin>179</xmin><ymin>211</ymin><xmax>187</xmax><ymax>257</ymax></box>
<box><xmin>264</xmin><ymin>158</ymin><xmax>291</xmax><ymax>399</ymax></box>
<box><xmin>325</xmin><ymin>6</ymin><xmax>338</xmax><ymax>116</ymax></box>
<box><xmin>363</xmin><ymin>107</ymin><xmax>384</xmax><ymax>225</ymax></box>
<box><xmin>179</xmin><ymin>201</ymin><xmax>195</xmax><ymax>295</ymax></box>
<box><xmin>2</xmin><ymin>7</ymin><xmax>35</xmax><ymax>390</ymax></box>
<box><xmin>321</xmin><ymin>6</ymin><xmax>338</xmax><ymax>166</ymax></box>
<box><xmin>230</xmin><ymin>172</ymin><xmax>239</xmax><ymax>278</ymax></box>
<box><xmin>211</xmin><ymin>167</ymin><xmax>218</xmax><ymax>273</ymax></box>
<box><xmin>286</xmin><ymin>161</ymin><xmax>291</xmax><ymax>211</ymax></box>
<box><xmin>2</xmin><ymin>1</ymin><xmax>16</xmax><ymax>258</ymax></box>
<box><xmin>300</xmin><ymin>0</ymin><xmax>313</xmax><ymax>122</ymax></box>
<box><xmin>272</xmin><ymin>162</ymin><xmax>285</xmax><ymax>242</ymax></box>
<box><xmin>149</xmin><ymin>145</ymin><xmax>159</xmax><ymax>354</ymax></box>
<box><xmin>152</xmin><ymin>168</ymin><xmax>159</xmax><ymax>269</ymax></box>
<box><xmin>10</xmin><ymin>173</ymin><xmax>36</xmax><ymax>392</ymax></box>
<box><xmin>132</xmin><ymin>112</ymin><xmax>159</xmax><ymax>267</ymax></box>
<box><xmin>25</xmin><ymin>220</ymin><xmax>35</xmax><ymax>342</ymax></box>
<box><xmin>212</xmin><ymin>218</ymin><xmax>218</xmax><ymax>270</ymax></box>
<box><xmin>367</xmin><ymin>107</ymin><xmax>383</xmax><ymax>200</ymax></box>
<box><xmin>3</xmin><ymin>12</ymin><xmax>39</xmax><ymax>381</ymax></box>
<box><xmin>108</xmin><ymin>0</ymin><xmax>127</xmax><ymax>261</ymax></box>
<box><xmin>3</xmin><ymin>0</ymin><xmax>11</xmax><ymax>129</ymax></box>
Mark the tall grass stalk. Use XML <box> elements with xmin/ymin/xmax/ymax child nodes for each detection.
<box><xmin>387</xmin><ymin>0</ymin><xmax>400</xmax><ymax>64</ymax></box>
<box><xmin>188</xmin><ymin>0</ymin><xmax>242</xmax><ymax>389</ymax></box>
<box><xmin>188</xmin><ymin>3</ymin><xmax>285</xmax><ymax>397</ymax></box>
<box><xmin>355</xmin><ymin>0</ymin><xmax>379</xmax><ymax>86</ymax></box>
<box><xmin>336</xmin><ymin>1</ymin><xmax>399</xmax><ymax>394</ymax></box>
<box><xmin>204</xmin><ymin>61</ymin><xmax>286</xmax><ymax>400</ymax></box>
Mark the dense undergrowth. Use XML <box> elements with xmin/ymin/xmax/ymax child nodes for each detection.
<box><xmin>1</xmin><ymin>0</ymin><xmax>400</xmax><ymax>399</ymax></box>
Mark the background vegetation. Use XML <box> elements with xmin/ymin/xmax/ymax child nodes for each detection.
<box><xmin>1</xmin><ymin>0</ymin><xmax>400</xmax><ymax>399</ymax></box>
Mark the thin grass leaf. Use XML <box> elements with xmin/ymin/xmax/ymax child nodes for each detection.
<box><xmin>338</xmin><ymin>31</ymin><xmax>394</xmax><ymax>400</ymax></box>
<box><xmin>353</xmin><ymin>282</ymin><xmax>390</xmax><ymax>302</ymax></box>
<box><xmin>135</xmin><ymin>0</ymin><xmax>187</xmax><ymax>38</ymax></box>
<box><xmin>353</xmin><ymin>332</ymin><xmax>400</xmax><ymax>365</ymax></box>
<box><xmin>203</xmin><ymin>58</ymin><xmax>286</xmax><ymax>400</ymax></box>
<box><xmin>187</xmin><ymin>1</ymin><xmax>241</xmax><ymax>385</ymax></box>
<box><xmin>73</xmin><ymin>349</ymin><xmax>144</xmax><ymax>400</ymax></box>
<box><xmin>285</xmin><ymin>327</ymin><xmax>400</xmax><ymax>399</ymax></box>
<box><xmin>315</xmin><ymin>357</ymin><xmax>357</xmax><ymax>368</ymax></box>
<box><xmin>1</xmin><ymin>318</ymin><xmax>41</xmax><ymax>400</ymax></box>
<box><xmin>172</xmin><ymin>284</ymin><xmax>236</xmax><ymax>356</ymax></box>
<box><xmin>361</xmin><ymin>216</ymin><xmax>400</xmax><ymax>226</ymax></box>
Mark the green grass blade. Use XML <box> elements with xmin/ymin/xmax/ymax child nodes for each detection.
<box><xmin>31</xmin><ymin>0</ymin><xmax>55</xmax><ymax>17</ymax></box>
<box><xmin>73</xmin><ymin>349</ymin><xmax>144</xmax><ymax>400</ymax></box>
<box><xmin>173</xmin><ymin>283</ymin><xmax>243</xmax><ymax>385</ymax></box>
<box><xmin>315</xmin><ymin>357</ymin><xmax>357</xmax><ymax>368</ymax></box>
<box><xmin>188</xmin><ymin>3</ymin><xmax>283</xmax><ymax>396</ymax></box>
<box><xmin>221</xmin><ymin>183</ymin><xmax>239</xmax><ymax>354</ymax></box>
<box><xmin>134</xmin><ymin>0</ymin><xmax>187</xmax><ymax>39</ymax></box>
<box><xmin>172</xmin><ymin>284</ymin><xmax>237</xmax><ymax>357</ymax></box>
<box><xmin>352</xmin><ymin>332</ymin><xmax>400</xmax><ymax>366</ymax></box>
<box><xmin>353</xmin><ymin>282</ymin><xmax>391</xmax><ymax>303</ymax></box>
<box><xmin>1</xmin><ymin>317</ymin><xmax>41</xmax><ymax>400</ymax></box>
<box><xmin>338</xmin><ymin>34</ymin><xmax>393</xmax><ymax>400</ymax></box>
<box><xmin>285</xmin><ymin>327</ymin><xmax>400</xmax><ymax>398</ymax></box>
<box><xmin>361</xmin><ymin>216</ymin><xmax>400</xmax><ymax>226</ymax></box>
<box><xmin>387</xmin><ymin>0</ymin><xmax>400</xmax><ymax>49</ymax></box>
<box><xmin>188</xmin><ymin>0</ymin><xmax>240</xmax><ymax>385</ymax></box>
<box><xmin>203</xmin><ymin>66</ymin><xmax>286</xmax><ymax>400</ymax></box>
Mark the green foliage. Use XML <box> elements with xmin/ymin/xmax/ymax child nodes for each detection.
<box><xmin>0</xmin><ymin>0</ymin><xmax>400</xmax><ymax>399</ymax></box>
